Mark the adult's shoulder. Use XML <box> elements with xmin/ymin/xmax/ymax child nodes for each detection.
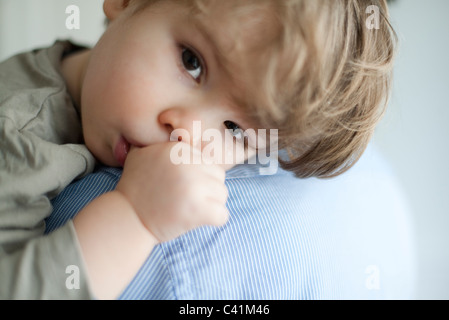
<box><xmin>219</xmin><ymin>143</ymin><xmax>417</xmax><ymax>299</ymax></box>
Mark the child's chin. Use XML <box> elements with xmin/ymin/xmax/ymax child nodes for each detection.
<box><xmin>90</xmin><ymin>149</ymin><xmax>120</xmax><ymax>168</ymax></box>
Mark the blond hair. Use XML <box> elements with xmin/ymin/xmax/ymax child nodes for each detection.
<box><xmin>128</xmin><ymin>0</ymin><xmax>398</xmax><ymax>178</ymax></box>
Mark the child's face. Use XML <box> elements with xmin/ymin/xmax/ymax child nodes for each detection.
<box><xmin>81</xmin><ymin>0</ymin><xmax>270</xmax><ymax>169</ymax></box>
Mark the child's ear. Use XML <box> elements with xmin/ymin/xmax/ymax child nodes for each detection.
<box><xmin>103</xmin><ymin>0</ymin><xmax>131</xmax><ymax>21</ymax></box>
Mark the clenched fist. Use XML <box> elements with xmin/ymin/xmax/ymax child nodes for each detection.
<box><xmin>115</xmin><ymin>142</ymin><xmax>229</xmax><ymax>242</ymax></box>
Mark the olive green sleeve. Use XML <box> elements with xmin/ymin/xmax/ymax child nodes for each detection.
<box><xmin>0</xmin><ymin>119</ymin><xmax>97</xmax><ymax>299</ymax></box>
<box><xmin>0</xmin><ymin>221</ymin><xmax>95</xmax><ymax>299</ymax></box>
<box><xmin>0</xmin><ymin>40</ymin><xmax>97</xmax><ymax>299</ymax></box>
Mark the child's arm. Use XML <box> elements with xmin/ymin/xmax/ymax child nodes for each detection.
<box><xmin>73</xmin><ymin>142</ymin><xmax>229</xmax><ymax>299</ymax></box>
<box><xmin>73</xmin><ymin>191</ymin><xmax>155</xmax><ymax>300</ymax></box>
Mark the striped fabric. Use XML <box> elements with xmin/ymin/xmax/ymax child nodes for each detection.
<box><xmin>46</xmin><ymin>144</ymin><xmax>416</xmax><ymax>299</ymax></box>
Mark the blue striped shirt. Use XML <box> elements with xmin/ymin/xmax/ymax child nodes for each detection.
<box><xmin>46</xmin><ymin>144</ymin><xmax>416</xmax><ymax>299</ymax></box>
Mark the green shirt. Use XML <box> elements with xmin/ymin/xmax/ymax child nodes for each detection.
<box><xmin>0</xmin><ymin>41</ymin><xmax>96</xmax><ymax>299</ymax></box>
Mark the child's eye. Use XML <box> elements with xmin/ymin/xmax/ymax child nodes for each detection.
<box><xmin>224</xmin><ymin>120</ymin><xmax>245</xmax><ymax>142</ymax></box>
<box><xmin>181</xmin><ymin>47</ymin><xmax>203</xmax><ymax>81</ymax></box>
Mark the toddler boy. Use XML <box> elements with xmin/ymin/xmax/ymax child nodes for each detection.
<box><xmin>0</xmin><ymin>0</ymin><xmax>396</xmax><ymax>299</ymax></box>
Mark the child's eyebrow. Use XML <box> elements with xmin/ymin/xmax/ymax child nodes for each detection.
<box><xmin>190</xmin><ymin>17</ymin><xmax>228</xmax><ymax>68</ymax></box>
<box><xmin>189</xmin><ymin>16</ymin><xmax>266</xmax><ymax>133</ymax></box>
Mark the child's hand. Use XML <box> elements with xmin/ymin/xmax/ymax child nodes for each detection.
<box><xmin>115</xmin><ymin>142</ymin><xmax>229</xmax><ymax>243</ymax></box>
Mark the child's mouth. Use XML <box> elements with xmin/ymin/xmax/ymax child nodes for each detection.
<box><xmin>114</xmin><ymin>136</ymin><xmax>130</xmax><ymax>167</ymax></box>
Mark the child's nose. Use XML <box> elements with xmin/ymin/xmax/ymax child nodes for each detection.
<box><xmin>158</xmin><ymin>108</ymin><xmax>203</xmax><ymax>147</ymax></box>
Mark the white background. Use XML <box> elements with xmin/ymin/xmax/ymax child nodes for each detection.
<box><xmin>1</xmin><ymin>0</ymin><xmax>448</xmax><ymax>299</ymax></box>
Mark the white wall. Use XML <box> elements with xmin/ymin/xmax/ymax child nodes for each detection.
<box><xmin>0</xmin><ymin>0</ymin><xmax>104</xmax><ymax>60</ymax></box>
<box><xmin>1</xmin><ymin>0</ymin><xmax>448</xmax><ymax>299</ymax></box>
<box><xmin>373</xmin><ymin>0</ymin><xmax>449</xmax><ymax>299</ymax></box>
